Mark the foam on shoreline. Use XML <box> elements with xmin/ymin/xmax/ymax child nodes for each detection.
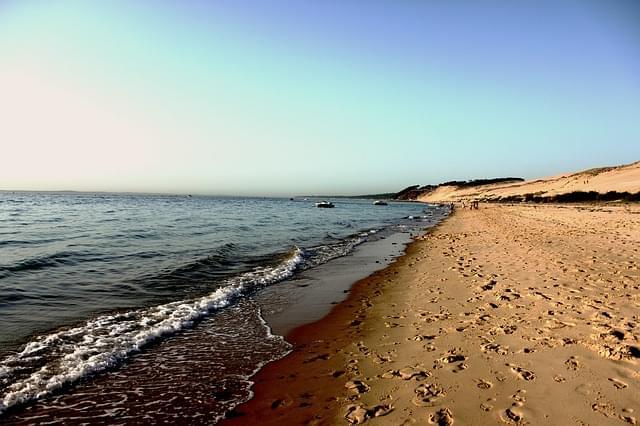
<box><xmin>0</xmin><ymin>249</ymin><xmax>303</xmax><ymax>414</ymax></box>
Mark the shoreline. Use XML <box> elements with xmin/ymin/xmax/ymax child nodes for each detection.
<box><xmin>223</xmin><ymin>203</ymin><xmax>640</xmax><ymax>425</ymax></box>
<box><xmin>224</xmin><ymin>226</ymin><xmax>434</xmax><ymax>425</ymax></box>
<box><xmin>257</xmin><ymin>228</ymin><xmax>426</xmax><ymax>338</ymax></box>
<box><xmin>0</xmin><ymin>200</ymin><xmax>444</xmax><ymax>424</ymax></box>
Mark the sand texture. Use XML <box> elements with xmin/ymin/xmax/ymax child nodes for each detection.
<box><xmin>226</xmin><ymin>203</ymin><xmax>640</xmax><ymax>425</ymax></box>
<box><xmin>417</xmin><ymin>161</ymin><xmax>640</xmax><ymax>202</ymax></box>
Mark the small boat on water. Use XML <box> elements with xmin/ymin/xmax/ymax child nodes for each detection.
<box><xmin>373</xmin><ymin>200</ymin><xmax>388</xmax><ymax>206</ymax></box>
<box><xmin>315</xmin><ymin>201</ymin><xmax>335</xmax><ymax>208</ymax></box>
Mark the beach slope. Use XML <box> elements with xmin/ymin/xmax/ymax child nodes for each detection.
<box><xmin>226</xmin><ymin>203</ymin><xmax>639</xmax><ymax>425</ymax></box>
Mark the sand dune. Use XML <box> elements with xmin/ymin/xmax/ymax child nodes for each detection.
<box><xmin>417</xmin><ymin>161</ymin><xmax>640</xmax><ymax>203</ymax></box>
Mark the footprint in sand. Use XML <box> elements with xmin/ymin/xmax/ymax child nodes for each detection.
<box><xmin>434</xmin><ymin>351</ymin><xmax>467</xmax><ymax>371</ymax></box>
<box><xmin>381</xmin><ymin>366</ymin><xmax>430</xmax><ymax>381</ymax></box>
<box><xmin>481</xmin><ymin>280</ymin><xmax>497</xmax><ymax>291</ymax></box>
<box><xmin>608</xmin><ymin>378</ymin><xmax>629</xmax><ymax>389</ymax></box>
<box><xmin>373</xmin><ymin>352</ymin><xmax>394</xmax><ymax>364</ymax></box>
<box><xmin>481</xmin><ymin>342</ymin><xmax>509</xmax><ymax>355</ymax></box>
<box><xmin>438</xmin><ymin>349</ymin><xmax>467</xmax><ymax>364</ymax></box>
<box><xmin>441</xmin><ymin>354</ymin><xmax>467</xmax><ymax>363</ymax></box>
<box><xmin>409</xmin><ymin>334</ymin><xmax>437</xmax><ymax>342</ymax></box>
<box><xmin>452</xmin><ymin>363</ymin><xmax>468</xmax><ymax>373</ymax></box>
<box><xmin>507</xmin><ymin>364</ymin><xmax>536</xmax><ymax>381</ymax></box>
<box><xmin>412</xmin><ymin>383</ymin><xmax>447</xmax><ymax>407</ymax></box>
<box><xmin>398</xmin><ymin>366</ymin><xmax>430</xmax><ymax>380</ymax></box>
<box><xmin>266</xmin><ymin>395</ymin><xmax>290</xmax><ymax>408</ymax></box>
<box><xmin>429</xmin><ymin>407</ymin><xmax>454</xmax><ymax>426</ymax></box>
<box><xmin>357</xmin><ymin>342</ymin><xmax>370</xmax><ymax>355</ymax></box>
<box><xmin>500</xmin><ymin>407</ymin><xmax>525</xmax><ymax>424</ymax></box>
<box><xmin>345</xmin><ymin>380</ymin><xmax>370</xmax><ymax>394</ymax></box>
<box><xmin>345</xmin><ymin>403</ymin><xmax>394</xmax><ymax>424</ymax></box>
<box><xmin>591</xmin><ymin>402</ymin><xmax>618</xmax><ymax>419</ymax></box>
<box><xmin>480</xmin><ymin>401</ymin><xmax>494</xmax><ymax>412</ymax></box>
<box><xmin>511</xmin><ymin>389</ymin><xmax>526</xmax><ymax>403</ymax></box>
<box><xmin>477</xmin><ymin>379</ymin><xmax>493</xmax><ymax>389</ymax></box>
<box><xmin>553</xmin><ymin>374</ymin><xmax>566</xmax><ymax>383</ymax></box>
<box><xmin>501</xmin><ymin>325</ymin><xmax>518</xmax><ymax>334</ymax></box>
<box><xmin>565</xmin><ymin>356</ymin><xmax>581</xmax><ymax>370</ymax></box>
<box><xmin>621</xmin><ymin>415</ymin><xmax>637</xmax><ymax>425</ymax></box>
<box><xmin>498</xmin><ymin>292</ymin><xmax>521</xmax><ymax>302</ymax></box>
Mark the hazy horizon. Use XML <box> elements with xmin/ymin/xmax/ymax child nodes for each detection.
<box><xmin>1</xmin><ymin>1</ymin><xmax>639</xmax><ymax>196</ymax></box>
<box><xmin>0</xmin><ymin>159</ymin><xmax>638</xmax><ymax>198</ymax></box>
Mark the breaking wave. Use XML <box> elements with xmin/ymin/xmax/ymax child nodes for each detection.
<box><xmin>0</xmin><ymin>248</ymin><xmax>304</xmax><ymax>414</ymax></box>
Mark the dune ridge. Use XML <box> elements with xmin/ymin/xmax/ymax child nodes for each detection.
<box><xmin>412</xmin><ymin>161</ymin><xmax>640</xmax><ymax>203</ymax></box>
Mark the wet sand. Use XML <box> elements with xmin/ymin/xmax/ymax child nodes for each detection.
<box><xmin>257</xmin><ymin>230</ymin><xmax>417</xmax><ymax>338</ymax></box>
<box><xmin>224</xmin><ymin>203</ymin><xmax>640</xmax><ymax>425</ymax></box>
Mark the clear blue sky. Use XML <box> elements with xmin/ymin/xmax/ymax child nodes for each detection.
<box><xmin>1</xmin><ymin>0</ymin><xmax>638</xmax><ymax>195</ymax></box>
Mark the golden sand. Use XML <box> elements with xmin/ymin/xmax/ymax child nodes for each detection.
<box><xmin>225</xmin><ymin>203</ymin><xmax>640</xmax><ymax>425</ymax></box>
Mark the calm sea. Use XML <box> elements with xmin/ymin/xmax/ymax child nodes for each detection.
<box><xmin>0</xmin><ymin>192</ymin><xmax>447</xmax><ymax>423</ymax></box>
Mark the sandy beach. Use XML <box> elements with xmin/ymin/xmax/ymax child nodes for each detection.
<box><xmin>225</xmin><ymin>203</ymin><xmax>640</xmax><ymax>425</ymax></box>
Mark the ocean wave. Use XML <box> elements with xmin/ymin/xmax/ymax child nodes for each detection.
<box><xmin>0</xmin><ymin>248</ymin><xmax>303</xmax><ymax>415</ymax></box>
<box><xmin>134</xmin><ymin>243</ymin><xmax>242</xmax><ymax>289</ymax></box>
<box><xmin>302</xmin><ymin>234</ymin><xmax>366</xmax><ymax>268</ymax></box>
<box><xmin>0</xmin><ymin>251</ymin><xmax>78</xmax><ymax>275</ymax></box>
<box><xmin>0</xmin><ymin>250</ymin><xmax>165</xmax><ymax>278</ymax></box>
<box><xmin>0</xmin><ymin>237</ymin><xmax>65</xmax><ymax>248</ymax></box>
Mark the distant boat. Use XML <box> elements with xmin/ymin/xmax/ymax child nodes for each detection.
<box><xmin>373</xmin><ymin>200</ymin><xmax>388</xmax><ymax>206</ymax></box>
<box><xmin>315</xmin><ymin>201</ymin><xmax>335</xmax><ymax>208</ymax></box>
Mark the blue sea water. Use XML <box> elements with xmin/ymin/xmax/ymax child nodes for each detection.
<box><xmin>0</xmin><ymin>191</ymin><xmax>447</xmax><ymax>421</ymax></box>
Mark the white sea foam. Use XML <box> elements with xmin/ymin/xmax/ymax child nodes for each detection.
<box><xmin>210</xmin><ymin>303</ymin><xmax>293</xmax><ymax>424</ymax></box>
<box><xmin>302</xmin><ymin>235</ymin><xmax>366</xmax><ymax>268</ymax></box>
<box><xmin>0</xmin><ymin>248</ymin><xmax>303</xmax><ymax>414</ymax></box>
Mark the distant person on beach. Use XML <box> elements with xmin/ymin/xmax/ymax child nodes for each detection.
<box><xmin>463</xmin><ymin>200</ymin><xmax>479</xmax><ymax>210</ymax></box>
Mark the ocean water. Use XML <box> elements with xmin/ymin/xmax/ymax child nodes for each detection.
<box><xmin>0</xmin><ymin>192</ymin><xmax>448</xmax><ymax>422</ymax></box>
